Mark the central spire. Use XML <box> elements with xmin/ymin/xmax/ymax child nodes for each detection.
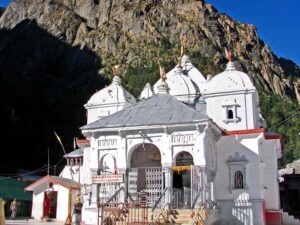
<box><xmin>225</xmin><ymin>48</ymin><xmax>236</xmax><ymax>71</ymax></box>
<box><xmin>158</xmin><ymin>63</ymin><xmax>169</xmax><ymax>94</ymax></box>
<box><xmin>112</xmin><ymin>65</ymin><xmax>122</xmax><ymax>85</ymax></box>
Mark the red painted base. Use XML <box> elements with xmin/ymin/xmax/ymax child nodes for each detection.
<box><xmin>266</xmin><ymin>211</ymin><xmax>282</xmax><ymax>225</ymax></box>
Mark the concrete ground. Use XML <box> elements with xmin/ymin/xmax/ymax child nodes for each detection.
<box><xmin>5</xmin><ymin>218</ymin><xmax>64</xmax><ymax>225</ymax></box>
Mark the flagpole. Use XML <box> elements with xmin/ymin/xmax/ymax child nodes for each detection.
<box><xmin>54</xmin><ymin>131</ymin><xmax>75</xmax><ymax>181</ymax></box>
<box><xmin>48</xmin><ymin>148</ymin><xmax>50</xmax><ymax>176</ymax></box>
<box><xmin>54</xmin><ymin>131</ymin><xmax>67</xmax><ymax>155</ymax></box>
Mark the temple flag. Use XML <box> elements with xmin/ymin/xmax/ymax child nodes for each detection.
<box><xmin>54</xmin><ymin>131</ymin><xmax>67</xmax><ymax>155</ymax></box>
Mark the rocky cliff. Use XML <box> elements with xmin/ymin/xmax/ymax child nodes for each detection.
<box><xmin>1</xmin><ymin>0</ymin><xmax>299</xmax><ymax>99</ymax></box>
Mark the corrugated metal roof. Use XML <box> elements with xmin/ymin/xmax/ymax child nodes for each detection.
<box><xmin>64</xmin><ymin>148</ymin><xmax>84</xmax><ymax>158</ymax></box>
<box><xmin>81</xmin><ymin>94</ymin><xmax>208</xmax><ymax>130</ymax></box>
<box><xmin>0</xmin><ymin>176</ymin><xmax>32</xmax><ymax>201</ymax></box>
<box><xmin>25</xmin><ymin>175</ymin><xmax>80</xmax><ymax>192</ymax></box>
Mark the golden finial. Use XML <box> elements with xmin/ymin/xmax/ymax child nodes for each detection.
<box><xmin>112</xmin><ymin>65</ymin><xmax>119</xmax><ymax>76</ymax></box>
<box><xmin>225</xmin><ymin>47</ymin><xmax>233</xmax><ymax>62</ymax></box>
<box><xmin>158</xmin><ymin>62</ymin><xmax>166</xmax><ymax>81</ymax></box>
<box><xmin>178</xmin><ymin>36</ymin><xmax>186</xmax><ymax>65</ymax></box>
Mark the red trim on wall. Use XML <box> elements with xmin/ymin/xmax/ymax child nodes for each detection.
<box><xmin>265</xmin><ymin>211</ymin><xmax>282</xmax><ymax>225</ymax></box>
<box><xmin>76</xmin><ymin>139</ymin><xmax>90</xmax><ymax>145</ymax></box>
<box><xmin>222</xmin><ymin>128</ymin><xmax>283</xmax><ymax>156</ymax></box>
<box><xmin>223</xmin><ymin>128</ymin><xmax>265</xmax><ymax>136</ymax></box>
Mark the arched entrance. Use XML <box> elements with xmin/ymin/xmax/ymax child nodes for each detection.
<box><xmin>129</xmin><ymin>143</ymin><xmax>162</xmax><ymax>205</ymax></box>
<box><xmin>172</xmin><ymin>151</ymin><xmax>194</xmax><ymax>208</ymax></box>
<box><xmin>98</xmin><ymin>154</ymin><xmax>120</xmax><ymax>203</ymax></box>
<box><xmin>100</xmin><ymin>154</ymin><xmax>117</xmax><ymax>174</ymax></box>
<box><xmin>173</xmin><ymin>151</ymin><xmax>193</xmax><ymax>189</ymax></box>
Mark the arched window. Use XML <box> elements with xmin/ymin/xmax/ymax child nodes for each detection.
<box><xmin>234</xmin><ymin>170</ymin><xmax>244</xmax><ymax>189</ymax></box>
<box><xmin>227</xmin><ymin>109</ymin><xmax>234</xmax><ymax>119</ymax></box>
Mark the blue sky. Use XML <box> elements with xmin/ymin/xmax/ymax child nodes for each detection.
<box><xmin>206</xmin><ymin>0</ymin><xmax>300</xmax><ymax>65</ymax></box>
<box><xmin>1</xmin><ymin>0</ymin><xmax>300</xmax><ymax>65</ymax></box>
<box><xmin>0</xmin><ymin>0</ymin><xmax>10</xmax><ymax>8</ymax></box>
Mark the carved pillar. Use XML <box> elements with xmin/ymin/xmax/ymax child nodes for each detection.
<box><xmin>90</xmin><ymin>168</ymin><xmax>99</xmax><ymax>207</ymax></box>
<box><xmin>163</xmin><ymin>165</ymin><xmax>172</xmax><ymax>208</ymax></box>
<box><xmin>117</xmin><ymin>168</ymin><xmax>127</xmax><ymax>202</ymax></box>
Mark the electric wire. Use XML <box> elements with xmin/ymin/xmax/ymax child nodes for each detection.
<box><xmin>269</xmin><ymin>109</ymin><xmax>300</xmax><ymax>129</ymax></box>
<box><xmin>0</xmin><ymin>157</ymin><xmax>66</xmax><ymax>178</ymax></box>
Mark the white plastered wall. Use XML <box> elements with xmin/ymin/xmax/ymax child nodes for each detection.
<box><xmin>204</xmin><ymin>92</ymin><xmax>257</xmax><ymax>131</ymax></box>
<box><xmin>31</xmin><ymin>191</ymin><xmax>44</xmax><ymax>220</ymax></box>
<box><xmin>215</xmin><ymin>135</ymin><xmax>265</xmax><ymax>224</ymax></box>
<box><xmin>30</xmin><ymin>184</ymin><xmax>75</xmax><ymax>221</ymax></box>
<box><xmin>260</xmin><ymin>139</ymin><xmax>281</xmax><ymax>210</ymax></box>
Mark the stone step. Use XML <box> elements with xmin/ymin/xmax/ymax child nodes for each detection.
<box><xmin>170</xmin><ymin>219</ymin><xmax>193</xmax><ymax>224</ymax></box>
<box><xmin>282</xmin><ymin>212</ymin><xmax>300</xmax><ymax>225</ymax></box>
<box><xmin>168</xmin><ymin>209</ymin><xmax>194</xmax><ymax>225</ymax></box>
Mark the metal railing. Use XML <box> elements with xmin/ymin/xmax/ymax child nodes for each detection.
<box><xmin>151</xmin><ymin>187</ymin><xmax>170</xmax><ymax>224</ymax></box>
<box><xmin>100</xmin><ymin>202</ymin><xmax>149</xmax><ymax>225</ymax></box>
<box><xmin>192</xmin><ymin>205</ymin><xmax>206</xmax><ymax>225</ymax></box>
<box><xmin>98</xmin><ymin>188</ymin><xmax>151</xmax><ymax>225</ymax></box>
<box><xmin>98</xmin><ymin>187</ymin><xmax>125</xmax><ymax>225</ymax></box>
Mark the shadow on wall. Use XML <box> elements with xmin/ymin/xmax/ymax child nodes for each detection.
<box><xmin>212</xmin><ymin>192</ymin><xmax>253</xmax><ymax>225</ymax></box>
<box><xmin>0</xmin><ymin>19</ymin><xmax>108</xmax><ymax>173</ymax></box>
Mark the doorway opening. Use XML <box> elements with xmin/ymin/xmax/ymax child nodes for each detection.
<box><xmin>129</xmin><ymin>143</ymin><xmax>162</xmax><ymax>206</ymax></box>
<box><xmin>173</xmin><ymin>151</ymin><xmax>193</xmax><ymax>189</ymax></box>
<box><xmin>172</xmin><ymin>151</ymin><xmax>194</xmax><ymax>208</ymax></box>
<box><xmin>43</xmin><ymin>190</ymin><xmax>57</xmax><ymax>218</ymax></box>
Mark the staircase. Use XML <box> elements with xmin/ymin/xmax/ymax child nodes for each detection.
<box><xmin>282</xmin><ymin>212</ymin><xmax>300</xmax><ymax>225</ymax></box>
<box><xmin>168</xmin><ymin>209</ymin><xmax>194</xmax><ymax>225</ymax></box>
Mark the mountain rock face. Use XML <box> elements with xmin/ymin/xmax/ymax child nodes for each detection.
<box><xmin>1</xmin><ymin>0</ymin><xmax>300</xmax><ymax>99</ymax></box>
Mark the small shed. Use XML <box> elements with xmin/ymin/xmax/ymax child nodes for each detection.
<box><xmin>25</xmin><ymin>175</ymin><xmax>80</xmax><ymax>221</ymax></box>
<box><xmin>279</xmin><ymin>159</ymin><xmax>300</xmax><ymax>219</ymax></box>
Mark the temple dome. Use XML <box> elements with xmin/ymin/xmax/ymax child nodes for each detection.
<box><xmin>181</xmin><ymin>55</ymin><xmax>206</xmax><ymax>92</ymax></box>
<box><xmin>85</xmin><ymin>76</ymin><xmax>136</xmax><ymax>108</ymax></box>
<box><xmin>153</xmin><ymin>65</ymin><xmax>198</xmax><ymax>104</ymax></box>
<box><xmin>204</xmin><ymin>62</ymin><xmax>255</xmax><ymax>94</ymax></box>
<box><xmin>139</xmin><ymin>83</ymin><xmax>154</xmax><ymax>100</ymax></box>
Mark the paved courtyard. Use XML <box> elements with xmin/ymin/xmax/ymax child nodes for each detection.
<box><xmin>6</xmin><ymin>219</ymin><xmax>64</xmax><ymax>225</ymax></box>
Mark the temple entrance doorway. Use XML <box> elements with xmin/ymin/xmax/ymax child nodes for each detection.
<box><xmin>172</xmin><ymin>151</ymin><xmax>194</xmax><ymax>208</ymax></box>
<box><xmin>129</xmin><ymin>143</ymin><xmax>163</xmax><ymax>206</ymax></box>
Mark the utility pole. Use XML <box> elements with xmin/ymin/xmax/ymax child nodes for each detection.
<box><xmin>48</xmin><ymin>148</ymin><xmax>50</xmax><ymax>176</ymax></box>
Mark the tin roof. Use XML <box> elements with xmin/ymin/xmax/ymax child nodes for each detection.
<box><xmin>25</xmin><ymin>175</ymin><xmax>80</xmax><ymax>194</ymax></box>
<box><xmin>81</xmin><ymin>94</ymin><xmax>208</xmax><ymax>130</ymax></box>
<box><xmin>63</xmin><ymin>148</ymin><xmax>84</xmax><ymax>158</ymax></box>
<box><xmin>0</xmin><ymin>176</ymin><xmax>32</xmax><ymax>201</ymax></box>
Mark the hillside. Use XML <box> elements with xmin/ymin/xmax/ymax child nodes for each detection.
<box><xmin>0</xmin><ymin>0</ymin><xmax>299</xmax><ymax>173</ymax></box>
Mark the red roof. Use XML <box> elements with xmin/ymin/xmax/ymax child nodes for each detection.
<box><xmin>76</xmin><ymin>139</ymin><xmax>90</xmax><ymax>147</ymax></box>
<box><xmin>25</xmin><ymin>175</ymin><xmax>80</xmax><ymax>192</ymax></box>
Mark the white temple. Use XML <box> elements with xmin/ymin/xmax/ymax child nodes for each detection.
<box><xmin>62</xmin><ymin>55</ymin><xmax>284</xmax><ymax>225</ymax></box>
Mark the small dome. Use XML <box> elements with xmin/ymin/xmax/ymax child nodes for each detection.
<box><xmin>204</xmin><ymin>62</ymin><xmax>255</xmax><ymax>94</ymax></box>
<box><xmin>139</xmin><ymin>83</ymin><xmax>154</xmax><ymax>100</ymax></box>
<box><xmin>181</xmin><ymin>55</ymin><xmax>192</xmax><ymax>65</ymax></box>
<box><xmin>153</xmin><ymin>65</ymin><xmax>197</xmax><ymax>103</ymax></box>
<box><xmin>157</xmin><ymin>80</ymin><xmax>169</xmax><ymax>94</ymax></box>
<box><xmin>181</xmin><ymin>55</ymin><xmax>206</xmax><ymax>93</ymax></box>
<box><xmin>85</xmin><ymin>76</ymin><xmax>136</xmax><ymax>108</ymax></box>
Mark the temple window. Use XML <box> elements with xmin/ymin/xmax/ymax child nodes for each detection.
<box><xmin>234</xmin><ymin>170</ymin><xmax>244</xmax><ymax>189</ymax></box>
<box><xmin>227</xmin><ymin>109</ymin><xmax>234</xmax><ymax>119</ymax></box>
<box><xmin>222</xmin><ymin>99</ymin><xmax>240</xmax><ymax>123</ymax></box>
<box><xmin>227</xmin><ymin>152</ymin><xmax>248</xmax><ymax>192</ymax></box>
